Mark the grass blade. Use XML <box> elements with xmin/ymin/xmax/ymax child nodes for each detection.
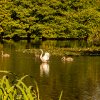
<box><xmin>59</xmin><ymin>90</ymin><xmax>63</xmax><ymax>100</ymax></box>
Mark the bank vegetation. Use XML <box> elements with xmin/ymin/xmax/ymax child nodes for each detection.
<box><xmin>0</xmin><ymin>0</ymin><xmax>100</xmax><ymax>46</ymax></box>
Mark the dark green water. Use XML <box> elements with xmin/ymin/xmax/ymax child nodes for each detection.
<box><xmin>0</xmin><ymin>40</ymin><xmax>100</xmax><ymax>100</ymax></box>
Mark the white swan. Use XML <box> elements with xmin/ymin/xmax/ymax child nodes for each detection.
<box><xmin>40</xmin><ymin>49</ymin><xmax>50</xmax><ymax>63</ymax></box>
<box><xmin>61</xmin><ymin>56</ymin><xmax>73</xmax><ymax>62</ymax></box>
<box><xmin>1</xmin><ymin>51</ymin><xmax>10</xmax><ymax>57</ymax></box>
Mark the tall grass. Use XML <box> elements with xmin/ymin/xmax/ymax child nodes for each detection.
<box><xmin>0</xmin><ymin>71</ymin><xmax>63</xmax><ymax>100</ymax></box>
<box><xmin>0</xmin><ymin>74</ymin><xmax>40</xmax><ymax>100</ymax></box>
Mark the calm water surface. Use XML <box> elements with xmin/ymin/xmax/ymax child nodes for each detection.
<box><xmin>0</xmin><ymin>40</ymin><xmax>100</xmax><ymax>100</ymax></box>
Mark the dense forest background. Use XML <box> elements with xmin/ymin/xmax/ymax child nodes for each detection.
<box><xmin>0</xmin><ymin>0</ymin><xmax>100</xmax><ymax>45</ymax></box>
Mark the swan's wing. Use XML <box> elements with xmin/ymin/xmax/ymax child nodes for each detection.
<box><xmin>43</xmin><ymin>53</ymin><xmax>50</xmax><ymax>61</ymax></box>
<box><xmin>42</xmin><ymin>55</ymin><xmax>49</xmax><ymax>61</ymax></box>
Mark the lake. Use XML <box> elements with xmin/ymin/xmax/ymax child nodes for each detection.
<box><xmin>0</xmin><ymin>39</ymin><xmax>100</xmax><ymax>100</ymax></box>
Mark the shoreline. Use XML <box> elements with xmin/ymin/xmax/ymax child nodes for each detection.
<box><xmin>0</xmin><ymin>36</ymin><xmax>100</xmax><ymax>56</ymax></box>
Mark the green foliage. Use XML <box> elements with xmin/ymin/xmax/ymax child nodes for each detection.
<box><xmin>0</xmin><ymin>0</ymin><xmax>100</xmax><ymax>43</ymax></box>
<box><xmin>0</xmin><ymin>73</ymin><xmax>63</xmax><ymax>100</ymax></box>
<box><xmin>0</xmin><ymin>75</ymin><xmax>40</xmax><ymax>100</ymax></box>
<box><xmin>88</xmin><ymin>28</ymin><xmax>100</xmax><ymax>46</ymax></box>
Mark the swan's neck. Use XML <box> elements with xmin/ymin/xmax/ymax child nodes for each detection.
<box><xmin>40</xmin><ymin>49</ymin><xmax>43</xmax><ymax>58</ymax></box>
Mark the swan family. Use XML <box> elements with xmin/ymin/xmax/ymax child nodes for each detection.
<box><xmin>1</xmin><ymin>49</ymin><xmax>74</xmax><ymax>62</ymax></box>
<box><xmin>39</xmin><ymin>49</ymin><xmax>74</xmax><ymax>63</ymax></box>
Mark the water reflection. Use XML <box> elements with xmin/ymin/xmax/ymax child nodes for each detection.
<box><xmin>40</xmin><ymin>63</ymin><xmax>49</xmax><ymax>77</ymax></box>
<box><xmin>0</xmin><ymin>39</ymin><xmax>89</xmax><ymax>51</ymax></box>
